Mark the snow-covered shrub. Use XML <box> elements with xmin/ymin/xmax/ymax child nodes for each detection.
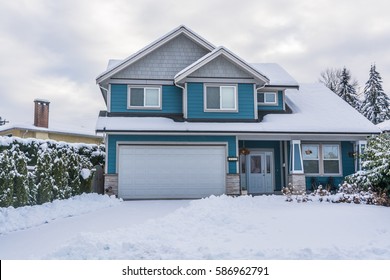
<box><xmin>332</xmin><ymin>182</ymin><xmax>389</xmax><ymax>206</ymax></box>
<box><xmin>0</xmin><ymin>150</ymin><xmax>14</xmax><ymax>207</ymax></box>
<box><xmin>310</xmin><ymin>185</ymin><xmax>331</xmax><ymax>202</ymax></box>
<box><xmin>12</xmin><ymin>149</ymin><xmax>29</xmax><ymax>207</ymax></box>
<box><xmin>346</xmin><ymin>133</ymin><xmax>390</xmax><ymax>197</ymax></box>
<box><xmin>36</xmin><ymin>149</ymin><xmax>54</xmax><ymax>204</ymax></box>
<box><xmin>282</xmin><ymin>184</ymin><xmax>309</xmax><ymax>202</ymax></box>
<box><xmin>0</xmin><ymin>136</ymin><xmax>105</xmax><ymax>207</ymax></box>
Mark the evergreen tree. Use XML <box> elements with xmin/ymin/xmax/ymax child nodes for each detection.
<box><xmin>336</xmin><ymin>67</ymin><xmax>360</xmax><ymax>109</ymax></box>
<box><xmin>52</xmin><ymin>149</ymin><xmax>71</xmax><ymax>200</ymax></box>
<box><xmin>66</xmin><ymin>148</ymin><xmax>82</xmax><ymax>196</ymax></box>
<box><xmin>360</xmin><ymin>64</ymin><xmax>390</xmax><ymax>124</ymax></box>
<box><xmin>12</xmin><ymin>149</ymin><xmax>29</xmax><ymax>207</ymax></box>
<box><xmin>0</xmin><ymin>150</ymin><xmax>14</xmax><ymax>207</ymax></box>
<box><xmin>36</xmin><ymin>149</ymin><xmax>53</xmax><ymax>204</ymax></box>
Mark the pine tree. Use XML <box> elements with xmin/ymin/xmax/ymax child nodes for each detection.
<box><xmin>0</xmin><ymin>150</ymin><xmax>14</xmax><ymax>207</ymax></box>
<box><xmin>360</xmin><ymin>64</ymin><xmax>390</xmax><ymax>124</ymax></box>
<box><xmin>36</xmin><ymin>149</ymin><xmax>53</xmax><ymax>204</ymax></box>
<box><xmin>12</xmin><ymin>149</ymin><xmax>29</xmax><ymax>207</ymax></box>
<box><xmin>337</xmin><ymin>67</ymin><xmax>360</xmax><ymax>109</ymax></box>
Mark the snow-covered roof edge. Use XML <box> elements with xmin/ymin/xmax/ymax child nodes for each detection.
<box><xmin>0</xmin><ymin>122</ymin><xmax>102</xmax><ymax>139</ymax></box>
<box><xmin>251</xmin><ymin>63</ymin><xmax>299</xmax><ymax>87</ymax></box>
<box><xmin>377</xmin><ymin>119</ymin><xmax>390</xmax><ymax>132</ymax></box>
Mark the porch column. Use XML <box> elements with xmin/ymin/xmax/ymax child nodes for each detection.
<box><xmin>288</xmin><ymin>140</ymin><xmax>306</xmax><ymax>192</ymax></box>
<box><xmin>355</xmin><ymin>140</ymin><xmax>367</xmax><ymax>171</ymax></box>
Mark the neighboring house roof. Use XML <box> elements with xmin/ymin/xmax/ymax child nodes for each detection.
<box><xmin>96</xmin><ymin>83</ymin><xmax>380</xmax><ymax>135</ymax></box>
<box><xmin>377</xmin><ymin>119</ymin><xmax>390</xmax><ymax>132</ymax></box>
<box><xmin>174</xmin><ymin>46</ymin><xmax>270</xmax><ymax>85</ymax></box>
<box><xmin>0</xmin><ymin>121</ymin><xmax>101</xmax><ymax>139</ymax></box>
<box><xmin>96</xmin><ymin>25</ymin><xmax>215</xmax><ymax>84</ymax></box>
<box><xmin>251</xmin><ymin>63</ymin><xmax>299</xmax><ymax>88</ymax></box>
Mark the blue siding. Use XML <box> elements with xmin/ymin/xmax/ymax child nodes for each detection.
<box><xmin>107</xmin><ymin>134</ymin><xmax>237</xmax><ymax>174</ymax></box>
<box><xmin>110</xmin><ymin>84</ymin><xmax>182</xmax><ymax>113</ymax></box>
<box><xmin>187</xmin><ymin>83</ymin><xmax>255</xmax><ymax>120</ymax></box>
<box><xmin>304</xmin><ymin>141</ymin><xmax>355</xmax><ymax>191</ymax></box>
<box><xmin>239</xmin><ymin>140</ymin><xmax>282</xmax><ymax>191</ymax></box>
<box><xmin>258</xmin><ymin>91</ymin><xmax>284</xmax><ymax>111</ymax></box>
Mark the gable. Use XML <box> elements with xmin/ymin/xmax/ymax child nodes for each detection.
<box><xmin>111</xmin><ymin>34</ymin><xmax>211</xmax><ymax>80</ymax></box>
<box><xmin>188</xmin><ymin>55</ymin><xmax>253</xmax><ymax>79</ymax></box>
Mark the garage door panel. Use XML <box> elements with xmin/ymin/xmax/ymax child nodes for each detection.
<box><xmin>118</xmin><ymin>145</ymin><xmax>226</xmax><ymax>199</ymax></box>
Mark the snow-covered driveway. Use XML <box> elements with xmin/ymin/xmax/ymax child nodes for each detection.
<box><xmin>1</xmin><ymin>194</ymin><xmax>390</xmax><ymax>259</ymax></box>
<box><xmin>0</xmin><ymin>194</ymin><xmax>191</xmax><ymax>259</ymax></box>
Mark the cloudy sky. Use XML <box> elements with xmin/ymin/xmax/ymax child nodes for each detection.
<box><xmin>1</xmin><ymin>0</ymin><xmax>389</xmax><ymax>132</ymax></box>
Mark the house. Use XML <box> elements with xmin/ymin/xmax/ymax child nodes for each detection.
<box><xmin>0</xmin><ymin>99</ymin><xmax>102</xmax><ymax>145</ymax></box>
<box><xmin>96</xmin><ymin>25</ymin><xmax>380</xmax><ymax>199</ymax></box>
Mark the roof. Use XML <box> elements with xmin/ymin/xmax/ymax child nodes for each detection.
<box><xmin>377</xmin><ymin>119</ymin><xmax>390</xmax><ymax>132</ymax></box>
<box><xmin>0</xmin><ymin>121</ymin><xmax>101</xmax><ymax>139</ymax></box>
<box><xmin>174</xmin><ymin>46</ymin><xmax>270</xmax><ymax>85</ymax></box>
<box><xmin>251</xmin><ymin>63</ymin><xmax>299</xmax><ymax>88</ymax></box>
<box><xmin>96</xmin><ymin>25</ymin><xmax>215</xmax><ymax>84</ymax></box>
<box><xmin>96</xmin><ymin>83</ymin><xmax>380</xmax><ymax>135</ymax></box>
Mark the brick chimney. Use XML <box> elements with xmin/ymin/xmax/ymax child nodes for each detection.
<box><xmin>34</xmin><ymin>99</ymin><xmax>50</xmax><ymax>128</ymax></box>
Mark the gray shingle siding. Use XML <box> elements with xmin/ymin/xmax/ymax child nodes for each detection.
<box><xmin>188</xmin><ymin>56</ymin><xmax>252</xmax><ymax>79</ymax></box>
<box><xmin>112</xmin><ymin>34</ymin><xmax>210</xmax><ymax>80</ymax></box>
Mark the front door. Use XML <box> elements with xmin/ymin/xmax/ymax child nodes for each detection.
<box><xmin>247</xmin><ymin>151</ymin><xmax>274</xmax><ymax>194</ymax></box>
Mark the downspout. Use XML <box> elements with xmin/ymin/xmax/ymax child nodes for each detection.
<box><xmin>174</xmin><ymin>80</ymin><xmax>187</xmax><ymax>120</ymax></box>
<box><xmin>22</xmin><ymin>130</ymin><xmax>29</xmax><ymax>138</ymax></box>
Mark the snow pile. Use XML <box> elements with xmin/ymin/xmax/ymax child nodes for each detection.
<box><xmin>0</xmin><ymin>194</ymin><xmax>121</xmax><ymax>234</ymax></box>
<box><xmin>47</xmin><ymin>195</ymin><xmax>390</xmax><ymax>260</ymax></box>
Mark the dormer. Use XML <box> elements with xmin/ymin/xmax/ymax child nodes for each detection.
<box><xmin>174</xmin><ymin>47</ymin><xmax>270</xmax><ymax>121</ymax></box>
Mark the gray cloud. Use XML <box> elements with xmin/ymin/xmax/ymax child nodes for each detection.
<box><xmin>0</xmin><ymin>0</ymin><xmax>389</xmax><ymax>130</ymax></box>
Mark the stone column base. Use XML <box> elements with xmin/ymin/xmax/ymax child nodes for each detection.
<box><xmin>288</xmin><ymin>174</ymin><xmax>306</xmax><ymax>193</ymax></box>
<box><xmin>104</xmin><ymin>174</ymin><xmax>118</xmax><ymax>196</ymax></box>
<box><xmin>226</xmin><ymin>174</ymin><xmax>240</xmax><ymax>195</ymax></box>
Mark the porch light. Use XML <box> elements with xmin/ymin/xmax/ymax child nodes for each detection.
<box><xmin>240</xmin><ymin>148</ymin><xmax>250</xmax><ymax>155</ymax></box>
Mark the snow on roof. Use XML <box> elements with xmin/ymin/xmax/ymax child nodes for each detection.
<box><xmin>250</xmin><ymin>63</ymin><xmax>299</xmax><ymax>87</ymax></box>
<box><xmin>0</xmin><ymin>121</ymin><xmax>100</xmax><ymax>138</ymax></box>
<box><xmin>96</xmin><ymin>83</ymin><xmax>380</xmax><ymax>135</ymax></box>
<box><xmin>377</xmin><ymin>119</ymin><xmax>390</xmax><ymax>132</ymax></box>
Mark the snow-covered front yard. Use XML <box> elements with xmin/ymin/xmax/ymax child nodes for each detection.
<box><xmin>0</xmin><ymin>194</ymin><xmax>389</xmax><ymax>259</ymax></box>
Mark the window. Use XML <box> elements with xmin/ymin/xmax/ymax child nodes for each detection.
<box><xmin>322</xmin><ymin>144</ymin><xmax>340</xmax><ymax>174</ymax></box>
<box><xmin>302</xmin><ymin>143</ymin><xmax>341</xmax><ymax>175</ymax></box>
<box><xmin>302</xmin><ymin>144</ymin><xmax>319</xmax><ymax>174</ymax></box>
<box><xmin>205</xmin><ymin>85</ymin><xmax>237</xmax><ymax>111</ymax></box>
<box><xmin>128</xmin><ymin>87</ymin><xmax>161</xmax><ymax>109</ymax></box>
<box><xmin>258</xmin><ymin>92</ymin><xmax>277</xmax><ymax>105</ymax></box>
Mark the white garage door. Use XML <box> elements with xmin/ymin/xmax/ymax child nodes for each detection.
<box><xmin>118</xmin><ymin>145</ymin><xmax>226</xmax><ymax>199</ymax></box>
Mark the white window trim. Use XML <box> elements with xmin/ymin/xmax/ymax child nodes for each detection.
<box><xmin>257</xmin><ymin>91</ymin><xmax>278</xmax><ymax>106</ymax></box>
<box><xmin>204</xmin><ymin>84</ymin><xmax>238</xmax><ymax>112</ymax></box>
<box><xmin>127</xmin><ymin>86</ymin><xmax>162</xmax><ymax>110</ymax></box>
<box><xmin>302</xmin><ymin>143</ymin><xmax>342</xmax><ymax>176</ymax></box>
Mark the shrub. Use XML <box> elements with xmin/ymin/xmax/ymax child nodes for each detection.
<box><xmin>0</xmin><ymin>136</ymin><xmax>105</xmax><ymax>208</ymax></box>
<box><xmin>347</xmin><ymin>134</ymin><xmax>390</xmax><ymax>197</ymax></box>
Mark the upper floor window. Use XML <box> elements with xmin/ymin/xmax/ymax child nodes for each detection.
<box><xmin>205</xmin><ymin>85</ymin><xmax>237</xmax><ymax>111</ymax></box>
<box><xmin>258</xmin><ymin>92</ymin><xmax>277</xmax><ymax>105</ymax></box>
<box><xmin>302</xmin><ymin>143</ymin><xmax>341</xmax><ymax>175</ymax></box>
<box><xmin>128</xmin><ymin>86</ymin><xmax>161</xmax><ymax>109</ymax></box>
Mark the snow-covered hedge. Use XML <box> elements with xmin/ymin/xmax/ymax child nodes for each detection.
<box><xmin>282</xmin><ymin>183</ymin><xmax>389</xmax><ymax>206</ymax></box>
<box><xmin>0</xmin><ymin>136</ymin><xmax>105</xmax><ymax>208</ymax></box>
<box><xmin>346</xmin><ymin>133</ymin><xmax>390</xmax><ymax>197</ymax></box>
